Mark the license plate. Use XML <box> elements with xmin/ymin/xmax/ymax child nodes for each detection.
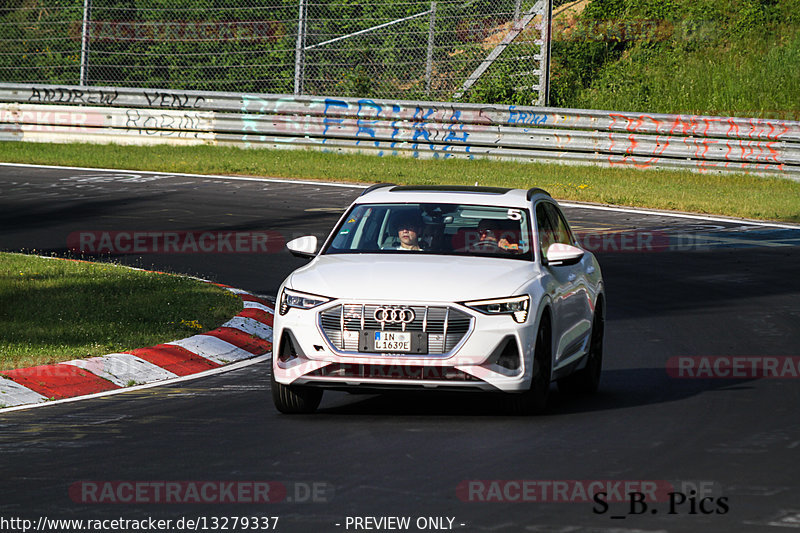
<box><xmin>373</xmin><ymin>331</ymin><xmax>411</xmax><ymax>352</ymax></box>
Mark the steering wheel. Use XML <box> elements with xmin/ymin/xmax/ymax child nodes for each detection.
<box><xmin>471</xmin><ymin>240</ymin><xmax>499</xmax><ymax>251</ymax></box>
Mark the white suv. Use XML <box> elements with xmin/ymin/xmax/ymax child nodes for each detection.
<box><xmin>272</xmin><ymin>185</ymin><xmax>605</xmax><ymax>414</ymax></box>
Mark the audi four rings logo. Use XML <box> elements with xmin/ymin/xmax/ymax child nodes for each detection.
<box><xmin>373</xmin><ymin>307</ymin><xmax>415</xmax><ymax>325</ymax></box>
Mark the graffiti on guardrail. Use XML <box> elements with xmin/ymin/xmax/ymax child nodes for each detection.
<box><xmin>28</xmin><ymin>87</ymin><xmax>118</xmax><ymax>106</ymax></box>
<box><xmin>507</xmin><ymin>107</ymin><xmax>548</xmax><ymax>126</ymax></box>
<box><xmin>123</xmin><ymin>110</ymin><xmax>207</xmax><ymax>137</ymax></box>
<box><xmin>2</xmin><ymin>83</ymin><xmax>798</xmax><ymax>176</ymax></box>
<box><xmin>238</xmin><ymin>94</ymin><xmax>496</xmax><ymax>157</ymax></box>
<box><xmin>607</xmin><ymin>112</ymin><xmax>791</xmax><ymax>141</ymax></box>
<box><xmin>24</xmin><ymin>86</ymin><xmax>205</xmax><ymax>110</ymax></box>
<box><xmin>143</xmin><ymin>91</ymin><xmax>207</xmax><ymax>109</ymax></box>
<box><xmin>241</xmin><ymin>94</ymin><xmax>494</xmax><ymax>125</ymax></box>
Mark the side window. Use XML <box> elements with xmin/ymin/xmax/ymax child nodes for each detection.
<box><xmin>546</xmin><ymin>204</ymin><xmax>574</xmax><ymax>246</ymax></box>
<box><xmin>536</xmin><ymin>202</ymin><xmax>574</xmax><ymax>261</ymax></box>
<box><xmin>536</xmin><ymin>203</ymin><xmax>556</xmax><ymax>260</ymax></box>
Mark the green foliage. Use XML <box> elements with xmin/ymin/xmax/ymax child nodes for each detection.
<box><xmin>1</xmin><ymin>0</ymin><xmax>797</xmax><ymax>112</ymax></box>
<box><xmin>733</xmin><ymin>0</ymin><xmax>768</xmax><ymax>35</ymax></box>
<box><xmin>462</xmin><ymin>61</ymin><xmax>540</xmax><ymax>106</ymax></box>
<box><xmin>550</xmin><ymin>39</ymin><xmax>618</xmax><ymax>107</ymax></box>
<box><xmin>0</xmin><ymin>1</ymin><xmax>83</xmax><ymax>84</ymax></box>
<box><xmin>0</xmin><ymin>1</ymin><xmax>547</xmax><ymax>101</ymax></box>
<box><xmin>551</xmin><ymin>0</ymin><xmax>800</xmax><ymax>116</ymax></box>
<box><xmin>340</xmin><ymin>64</ymin><xmax>374</xmax><ymax>98</ymax></box>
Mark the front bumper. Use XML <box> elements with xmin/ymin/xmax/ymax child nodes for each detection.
<box><xmin>272</xmin><ymin>299</ymin><xmax>537</xmax><ymax>392</ymax></box>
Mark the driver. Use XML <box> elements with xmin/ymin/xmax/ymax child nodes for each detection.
<box><xmin>476</xmin><ymin>219</ymin><xmax>519</xmax><ymax>251</ymax></box>
<box><xmin>395</xmin><ymin>213</ymin><xmax>424</xmax><ymax>251</ymax></box>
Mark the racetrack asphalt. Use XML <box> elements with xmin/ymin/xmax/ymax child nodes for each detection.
<box><xmin>1</xmin><ymin>164</ymin><xmax>799</xmax><ymax>533</ymax></box>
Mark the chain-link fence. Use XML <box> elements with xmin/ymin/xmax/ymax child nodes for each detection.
<box><xmin>0</xmin><ymin>0</ymin><xmax>551</xmax><ymax>104</ymax></box>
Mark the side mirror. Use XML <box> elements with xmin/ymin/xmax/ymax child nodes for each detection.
<box><xmin>286</xmin><ymin>236</ymin><xmax>318</xmax><ymax>259</ymax></box>
<box><xmin>545</xmin><ymin>243</ymin><xmax>584</xmax><ymax>266</ymax></box>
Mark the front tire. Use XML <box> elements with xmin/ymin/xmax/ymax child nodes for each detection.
<box><xmin>271</xmin><ymin>368</ymin><xmax>323</xmax><ymax>414</ymax></box>
<box><xmin>558</xmin><ymin>306</ymin><xmax>604</xmax><ymax>395</ymax></box>
<box><xmin>501</xmin><ymin>315</ymin><xmax>552</xmax><ymax>415</ymax></box>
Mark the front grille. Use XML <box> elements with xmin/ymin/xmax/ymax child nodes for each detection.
<box><xmin>319</xmin><ymin>304</ymin><xmax>472</xmax><ymax>355</ymax></box>
<box><xmin>309</xmin><ymin>364</ymin><xmax>479</xmax><ymax>381</ymax></box>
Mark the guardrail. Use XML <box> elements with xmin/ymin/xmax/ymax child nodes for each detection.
<box><xmin>1</xmin><ymin>83</ymin><xmax>799</xmax><ymax>178</ymax></box>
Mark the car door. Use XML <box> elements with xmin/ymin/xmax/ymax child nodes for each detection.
<box><xmin>536</xmin><ymin>202</ymin><xmax>592</xmax><ymax>366</ymax></box>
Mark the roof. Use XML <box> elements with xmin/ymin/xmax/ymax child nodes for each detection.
<box><xmin>356</xmin><ymin>184</ymin><xmax>551</xmax><ymax>208</ymax></box>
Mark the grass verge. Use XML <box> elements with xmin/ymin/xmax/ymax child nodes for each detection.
<box><xmin>2</xmin><ymin>141</ymin><xmax>799</xmax><ymax>223</ymax></box>
<box><xmin>0</xmin><ymin>253</ymin><xmax>243</xmax><ymax>371</ymax></box>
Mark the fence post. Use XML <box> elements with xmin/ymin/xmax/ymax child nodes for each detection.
<box><xmin>538</xmin><ymin>0</ymin><xmax>552</xmax><ymax>106</ymax></box>
<box><xmin>294</xmin><ymin>0</ymin><xmax>307</xmax><ymax>95</ymax></box>
<box><xmin>514</xmin><ymin>0</ymin><xmax>522</xmax><ymax>22</ymax></box>
<box><xmin>79</xmin><ymin>0</ymin><xmax>92</xmax><ymax>86</ymax></box>
<box><xmin>425</xmin><ymin>2</ymin><xmax>437</xmax><ymax>97</ymax></box>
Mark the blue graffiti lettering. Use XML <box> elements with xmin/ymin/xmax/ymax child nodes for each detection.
<box><xmin>414</xmin><ymin>106</ymin><xmax>437</xmax><ymax>122</ymax></box>
<box><xmin>357</xmin><ymin>99</ymin><xmax>382</xmax><ymax>118</ymax></box>
<box><xmin>412</xmin><ymin>128</ymin><xmax>429</xmax><ymax>142</ymax></box>
<box><xmin>322</xmin><ymin>98</ymin><xmax>349</xmax><ymax>137</ymax></box>
<box><xmin>508</xmin><ymin>106</ymin><xmax>548</xmax><ymax>126</ymax></box>
<box><xmin>356</xmin><ymin>119</ymin><xmax>377</xmax><ymax>138</ymax></box>
<box><xmin>324</xmin><ymin>98</ymin><xmax>349</xmax><ymax>115</ymax></box>
<box><xmin>444</xmin><ymin>124</ymin><xmax>469</xmax><ymax>143</ymax></box>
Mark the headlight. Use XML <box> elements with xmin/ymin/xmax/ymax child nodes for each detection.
<box><xmin>463</xmin><ymin>295</ymin><xmax>529</xmax><ymax>323</ymax></box>
<box><xmin>279</xmin><ymin>288</ymin><xmax>331</xmax><ymax>315</ymax></box>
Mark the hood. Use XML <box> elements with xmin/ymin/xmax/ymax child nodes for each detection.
<box><xmin>287</xmin><ymin>254</ymin><xmax>537</xmax><ymax>302</ymax></box>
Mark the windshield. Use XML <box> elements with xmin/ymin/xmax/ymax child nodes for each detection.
<box><xmin>323</xmin><ymin>203</ymin><xmax>533</xmax><ymax>261</ymax></box>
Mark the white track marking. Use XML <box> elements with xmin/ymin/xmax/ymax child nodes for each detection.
<box><xmin>0</xmin><ymin>355</ymin><xmax>269</xmax><ymax>414</ymax></box>
<box><xmin>224</xmin><ymin>287</ymin><xmax>254</xmax><ymax>295</ymax></box>
<box><xmin>167</xmin><ymin>335</ymin><xmax>255</xmax><ymax>364</ymax></box>
<box><xmin>221</xmin><ymin>316</ymin><xmax>273</xmax><ymax>341</ymax></box>
<box><xmin>62</xmin><ymin>354</ymin><xmax>178</xmax><ymax>387</ymax></box>
<box><xmin>0</xmin><ymin>377</ymin><xmax>48</xmax><ymax>408</ymax></box>
<box><xmin>243</xmin><ymin>301</ymin><xmax>274</xmax><ymax>313</ymax></box>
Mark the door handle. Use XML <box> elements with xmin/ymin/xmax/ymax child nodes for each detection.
<box><xmin>586</xmin><ymin>266</ymin><xmax>595</xmax><ymax>274</ymax></box>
